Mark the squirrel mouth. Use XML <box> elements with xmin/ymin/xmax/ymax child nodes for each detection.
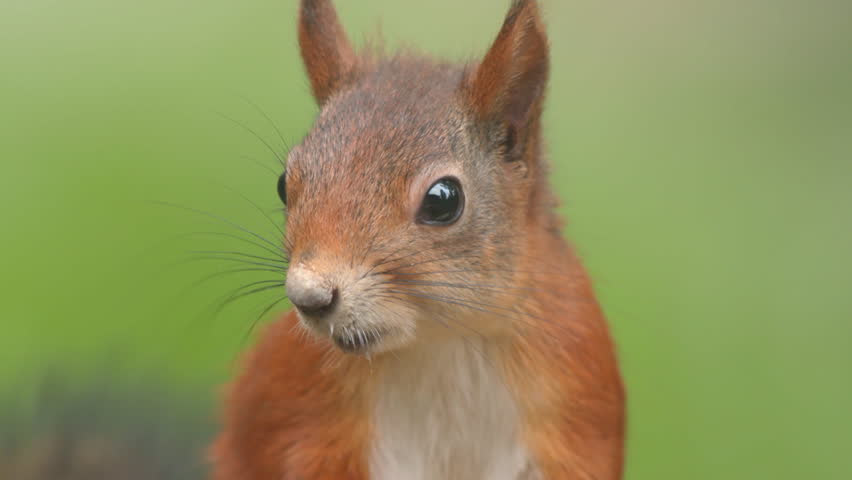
<box><xmin>332</xmin><ymin>326</ymin><xmax>386</xmax><ymax>354</ymax></box>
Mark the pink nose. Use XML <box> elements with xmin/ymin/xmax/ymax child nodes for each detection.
<box><xmin>285</xmin><ymin>266</ymin><xmax>337</xmax><ymax>316</ymax></box>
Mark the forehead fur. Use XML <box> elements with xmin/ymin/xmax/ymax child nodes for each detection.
<box><xmin>291</xmin><ymin>54</ymin><xmax>468</xmax><ymax>190</ymax></box>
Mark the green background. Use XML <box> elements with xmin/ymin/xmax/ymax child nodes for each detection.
<box><xmin>2</xmin><ymin>0</ymin><xmax>851</xmax><ymax>478</ymax></box>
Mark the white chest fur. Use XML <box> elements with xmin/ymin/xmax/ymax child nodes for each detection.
<box><xmin>369</xmin><ymin>339</ymin><xmax>533</xmax><ymax>480</ymax></box>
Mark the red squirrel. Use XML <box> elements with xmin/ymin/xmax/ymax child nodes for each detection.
<box><xmin>211</xmin><ymin>1</ymin><xmax>625</xmax><ymax>478</ymax></box>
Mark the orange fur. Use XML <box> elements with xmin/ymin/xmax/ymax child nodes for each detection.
<box><xmin>298</xmin><ymin>0</ymin><xmax>356</xmax><ymax>105</ymax></box>
<box><xmin>212</xmin><ymin>312</ymin><xmax>373</xmax><ymax>479</ymax></box>
<box><xmin>502</xmin><ymin>234</ymin><xmax>625</xmax><ymax>479</ymax></box>
<box><xmin>211</xmin><ymin>1</ymin><xmax>624</xmax><ymax>478</ymax></box>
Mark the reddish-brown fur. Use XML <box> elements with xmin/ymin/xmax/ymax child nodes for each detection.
<box><xmin>211</xmin><ymin>1</ymin><xmax>624</xmax><ymax>478</ymax></box>
<box><xmin>212</xmin><ymin>313</ymin><xmax>374</xmax><ymax>479</ymax></box>
<box><xmin>297</xmin><ymin>0</ymin><xmax>355</xmax><ymax>105</ymax></box>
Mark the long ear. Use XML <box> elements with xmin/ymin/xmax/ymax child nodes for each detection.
<box><xmin>298</xmin><ymin>0</ymin><xmax>356</xmax><ymax>105</ymax></box>
<box><xmin>464</xmin><ymin>0</ymin><xmax>549</xmax><ymax>143</ymax></box>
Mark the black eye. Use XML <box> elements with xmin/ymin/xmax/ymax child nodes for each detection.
<box><xmin>277</xmin><ymin>172</ymin><xmax>287</xmax><ymax>205</ymax></box>
<box><xmin>417</xmin><ymin>177</ymin><xmax>464</xmax><ymax>225</ymax></box>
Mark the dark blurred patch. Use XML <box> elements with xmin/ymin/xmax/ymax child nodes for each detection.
<box><xmin>0</xmin><ymin>374</ymin><xmax>211</xmax><ymax>480</ymax></box>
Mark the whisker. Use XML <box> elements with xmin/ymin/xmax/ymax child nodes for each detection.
<box><xmin>378</xmin><ymin>279</ymin><xmax>563</xmax><ymax>297</ymax></box>
<box><xmin>210</xmin><ymin>281</ymin><xmax>286</xmax><ymax>318</ymax></box>
<box><xmin>152</xmin><ymin>201</ymin><xmax>282</xmax><ymax>252</ymax></box>
<box><xmin>219</xmin><ymin>184</ymin><xmax>286</xmax><ymax>239</ymax></box>
<box><xmin>139</xmin><ymin>229</ymin><xmax>285</xmax><ymax>266</ymax></box>
<box><xmin>243</xmin><ymin>295</ymin><xmax>290</xmax><ymax>344</ymax></box>
<box><xmin>383</xmin><ymin>288</ymin><xmax>508</xmax><ymax>318</ymax></box>
<box><xmin>374</xmin><ymin>253</ymin><xmax>482</xmax><ymax>276</ymax></box>
<box><xmin>385</xmin><ymin>267</ymin><xmax>577</xmax><ymax>279</ymax></box>
<box><xmin>180</xmin><ymin>231</ymin><xmax>287</xmax><ymax>261</ymax></box>
<box><xmin>381</xmin><ymin>289</ymin><xmax>582</xmax><ymax>343</ymax></box>
<box><xmin>239</xmin><ymin>154</ymin><xmax>280</xmax><ymax>177</ymax></box>
<box><xmin>185</xmin><ymin>255</ymin><xmax>286</xmax><ymax>271</ymax></box>
<box><xmin>372</xmin><ymin>295</ymin><xmax>500</xmax><ymax>371</ymax></box>
<box><xmin>361</xmin><ymin>236</ymin><xmax>501</xmax><ymax>279</ymax></box>
<box><xmin>179</xmin><ymin>266</ymin><xmax>284</xmax><ymax>297</ymax></box>
<box><xmin>358</xmin><ymin>230</ymin><xmax>381</xmax><ymax>269</ymax></box>
<box><xmin>189</xmin><ymin>250</ymin><xmax>287</xmax><ymax>264</ymax></box>
<box><xmin>237</xmin><ymin>95</ymin><xmax>291</xmax><ymax>153</ymax></box>
<box><xmin>216</xmin><ymin>111</ymin><xmax>284</xmax><ymax>166</ymax></box>
<box><xmin>359</xmin><ymin>244</ymin><xmax>412</xmax><ymax>280</ymax></box>
<box><xmin>368</xmin><ymin>232</ymin><xmax>584</xmax><ymax>279</ymax></box>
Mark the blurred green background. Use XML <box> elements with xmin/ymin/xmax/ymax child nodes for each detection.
<box><xmin>2</xmin><ymin>0</ymin><xmax>851</xmax><ymax>478</ymax></box>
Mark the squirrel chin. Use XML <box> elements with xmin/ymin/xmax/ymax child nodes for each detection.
<box><xmin>331</xmin><ymin>326</ymin><xmax>389</xmax><ymax>355</ymax></box>
<box><xmin>296</xmin><ymin>311</ymin><xmax>412</xmax><ymax>356</ymax></box>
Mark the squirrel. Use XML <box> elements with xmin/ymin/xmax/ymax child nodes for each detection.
<box><xmin>211</xmin><ymin>1</ymin><xmax>625</xmax><ymax>479</ymax></box>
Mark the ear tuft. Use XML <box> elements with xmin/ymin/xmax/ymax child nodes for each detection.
<box><xmin>464</xmin><ymin>0</ymin><xmax>549</xmax><ymax>129</ymax></box>
<box><xmin>298</xmin><ymin>0</ymin><xmax>356</xmax><ymax>105</ymax></box>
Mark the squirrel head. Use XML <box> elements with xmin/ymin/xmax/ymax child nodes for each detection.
<box><xmin>283</xmin><ymin>0</ymin><xmax>553</xmax><ymax>354</ymax></box>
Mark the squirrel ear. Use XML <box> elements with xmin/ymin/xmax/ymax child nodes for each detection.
<box><xmin>298</xmin><ymin>0</ymin><xmax>356</xmax><ymax>106</ymax></box>
<box><xmin>464</xmin><ymin>0</ymin><xmax>549</xmax><ymax>129</ymax></box>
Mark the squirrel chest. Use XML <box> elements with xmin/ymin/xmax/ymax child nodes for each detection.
<box><xmin>369</xmin><ymin>339</ymin><xmax>535</xmax><ymax>480</ymax></box>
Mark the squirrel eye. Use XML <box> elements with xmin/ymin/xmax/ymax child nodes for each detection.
<box><xmin>416</xmin><ymin>177</ymin><xmax>464</xmax><ymax>225</ymax></box>
<box><xmin>276</xmin><ymin>172</ymin><xmax>287</xmax><ymax>205</ymax></box>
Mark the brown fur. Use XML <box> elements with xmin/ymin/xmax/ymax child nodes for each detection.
<box><xmin>212</xmin><ymin>313</ymin><xmax>374</xmax><ymax>479</ymax></box>
<box><xmin>211</xmin><ymin>1</ymin><xmax>624</xmax><ymax>478</ymax></box>
<box><xmin>298</xmin><ymin>0</ymin><xmax>356</xmax><ymax>105</ymax></box>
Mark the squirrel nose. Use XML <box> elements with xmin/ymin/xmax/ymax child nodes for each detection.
<box><xmin>286</xmin><ymin>267</ymin><xmax>338</xmax><ymax>317</ymax></box>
